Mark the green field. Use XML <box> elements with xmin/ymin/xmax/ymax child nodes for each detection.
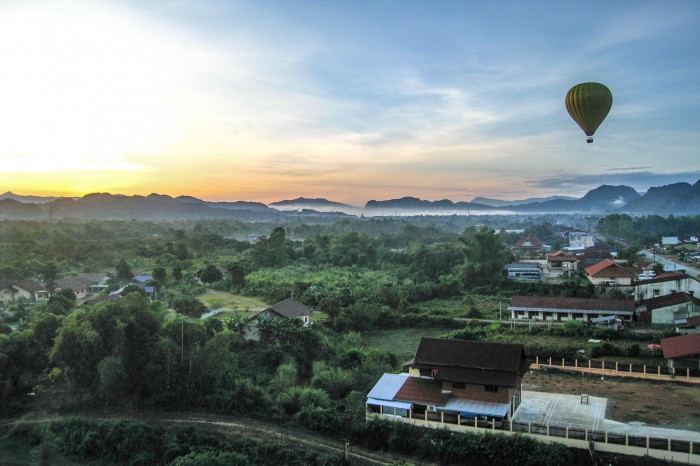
<box><xmin>362</xmin><ymin>326</ymin><xmax>455</xmax><ymax>361</ymax></box>
<box><xmin>197</xmin><ymin>290</ymin><xmax>269</xmax><ymax>319</ymax></box>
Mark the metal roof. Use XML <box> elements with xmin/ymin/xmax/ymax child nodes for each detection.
<box><xmin>367</xmin><ymin>373</ymin><xmax>408</xmax><ymax>402</ymax></box>
<box><xmin>442</xmin><ymin>398</ymin><xmax>510</xmax><ymax>418</ymax></box>
<box><xmin>366</xmin><ymin>398</ymin><xmax>411</xmax><ymax>410</ymax></box>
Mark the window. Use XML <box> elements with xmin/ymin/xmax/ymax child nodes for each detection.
<box><xmin>453</xmin><ymin>382</ymin><xmax>465</xmax><ymax>389</ymax></box>
<box><xmin>485</xmin><ymin>385</ymin><xmax>498</xmax><ymax>393</ymax></box>
<box><xmin>653</xmin><ymin>289</ymin><xmax>660</xmax><ymax>297</ymax></box>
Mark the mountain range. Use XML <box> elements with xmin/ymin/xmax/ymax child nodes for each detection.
<box><xmin>1</xmin><ymin>179</ymin><xmax>698</xmax><ymax>220</ymax></box>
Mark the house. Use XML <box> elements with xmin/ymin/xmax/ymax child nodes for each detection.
<box><xmin>661</xmin><ymin>333</ymin><xmax>700</xmax><ymax>371</ymax></box>
<box><xmin>49</xmin><ymin>273</ymin><xmax>111</xmax><ymax>299</ymax></box>
<box><xmin>504</xmin><ymin>262</ymin><xmax>542</xmax><ymax>280</ymax></box>
<box><xmin>367</xmin><ymin>338</ymin><xmax>530</xmax><ymax>423</ymax></box>
<box><xmin>243</xmin><ymin>298</ymin><xmax>313</xmax><ymax>340</ymax></box>
<box><xmin>511</xmin><ymin>236</ymin><xmax>550</xmax><ymax>258</ymax></box>
<box><xmin>662</xmin><ymin>237</ymin><xmax>680</xmax><ymax>246</ymax></box>
<box><xmin>636</xmin><ymin>292</ymin><xmax>700</xmax><ymax>327</ymax></box>
<box><xmin>566</xmin><ymin>229</ymin><xmax>594</xmax><ymax>250</ymax></box>
<box><xmin>546</xmin><ymin>251</ymin><xmax>578</xmax><ymax>271</ymax></box>
<box><xmin>508</xmin><ymin>295</ymin><xmax>635</xmax><ymax>322</ymax></box>
<box><xmin>584</xmin><ymin>259</ymin><xmax>638</xmax><ymax>286</ymax></box>
<box><xmin>0</xmin><ymin>280</ymin><xmax>49</xmax><ymax>303</ymax></box>
<box><xmin>633</xmin><ymin>272</ymin><xmax>700</xmax><ymax>301</ymax></box>
<box><xmin>674</xmin><ymin>315</ymin><xmax>700</xmax><ymax>334</ymax></box>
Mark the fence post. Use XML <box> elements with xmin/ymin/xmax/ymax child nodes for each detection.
<box><xmin>575</xmin><ymin>359</ymin><xmax>578</xmax><ymax>368</ymax></box>
<box><xmin>629</xmin><ymin>364</ymin><xmax>632</xmax><ymax>375</ymax></box>
<box><xmin>547</xmin><ymin>425</ymin><xmax>550</xmax><ymax>436</ymax></box>
<box><xmin>549</xmin><ymin>357</ymin><xmax>552</xmax><ymax>366</ymax></box>
<box><xmin>668</xmin><ymin>438</ymin><xmax>671</xmax><ymax>451</ymax></box>
<box><xmin>625</xmin><ymin>434</ymin><xmax>628</xmax><ymax>446</ymax></box>
<box><xmin>643</xmin><ymin>365</ymin><xmax>646</xmax><ymax>378</ymax></box>
<box><xmin>646</xmin><ymin>436</ymin><xmax>649</xmax><ymax>449</ymax></box>
<box><xmin>474</xmin><ymin>417</ymin><xmax>477</xmax><ymax>428</ymax></box>
<box><xmin>688</xmin><ymin>368</ymin><xmax>691</xmax><ymax>381</ymax></box>
<box><xmin>536</xmin><ymin>356</ymin><xmax>539</xmax><ymax>366</ymax></box>
<box><xmin>529</xmin><ymin>423</ymin><xmax>531</xmax><ymax>434</ymax></box>
<box><xmin>457</xmin><ymin>413</ymin><xmax>460</xmax><ymax>425</ymax></box>
<box><xmin>658</xmin><ymin>366</ymin><xmax>661</xmax><ymax>380</ymax></box>
<box><xmin>615</xmin><ymin>361</ymin><xmax>618</xmax><ymax>374</ymax></box>
<box><xmin>589</xmin><ymin>360</ymin><xmax>592</xmax><ymax>369</ymax></box>
<box><xmin>605</xmin><ymin>431</ymin><xmax>608</xmax><ymax>444</ymax></box>
<box><xmin>425</xmin><ymin>411</ymin><xmax>427</xmax><ymax>421</ymax></box>
<box><xmin>441</xmin><ymin>412</ymin><xmax>444</xmax><ymax>424</ymax></box>
<box><xmin>602</xmin><ymin>361</ymin><xmax>605</xmax><ymax>371</ymax></box>
<box><xmin>510</xmin><ymin>420</ymin><xmax>513</xmax><ymax>433</ymax></box>
<box><xmin>585</xmin><ymin>429</ymin><xmax>588</xmax><ymax>441</ymax></box>
<box><xmin>492</xmin><ymin>419</ymin><xmax>495</xmax><ymax>430</ymax></box>
<box><xmin>562</xmin><ymin>358</ymin><xmax>565</xmax><ymax>367</ymax></box>
<box><xmin>566</xmin><ymin>426</ymin><xmax>569</xmax><ymax>439</ymax></box>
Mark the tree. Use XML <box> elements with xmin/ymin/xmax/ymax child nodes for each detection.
<box><xmin>47</xmin><ymin>288</ymin><xmax>77</xmax><ymax>314</ymax></box>
<box><xmin>152</xmin><ymin>267</ymin><xmax>167</xmax><ymax>285</ymax></box>
<box><xmin>116</xmin><ymin>258</ymin><xmax>133</xmax><ymax>282</ymax></box>
<box><xmin>199</xmin><ymin>265</ymin><xmax>223</xmax><ymax>284</ymax></box>
<box><xmin>226</xmin><ymin>262</ymin><xmax>246</xmax><ymax>289</ymax></box>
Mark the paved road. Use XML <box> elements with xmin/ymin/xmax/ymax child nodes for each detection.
<box><xmin>640</xmin><ymin>249</ymin><xmax>699</xmax><ymax>279</ymax></box>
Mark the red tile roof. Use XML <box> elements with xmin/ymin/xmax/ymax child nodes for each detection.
<box><xmin>584</xmin><ymin>259</ymin><xmax>637</xmax><ymax>278</ymax></box>
<box><xmin>547</xmin><ymin>250</ymin><xmax>577</xmax><ymax>260</ymax></box>
<box><xmin>510</xmin><ymin>295</ymin><xmax>635</xmax><ymax>313</ymax></box>
<box><xmin>393</xmin><ymin>376</ymin><xmax>448</xmax><ymax>405</ymax></box>
<box><xmin>661</xmin><ymin>333</ymin><xmax>700</xmax><ymax>359</ymax></box>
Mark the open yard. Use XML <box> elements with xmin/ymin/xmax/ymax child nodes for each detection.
<box><xmin>197</xmin><ymin>290</ymin><xmax>269</xmax><ymax>319</ymax></box>
<box><xmin>362</xmin><ymin>326</ymin><xmax>455</xmax><ymax>361</ymax></box>
<box><xmin>523</xmin><ymin>370</ymin><xmax>700</xmax><ymax>432</ymax></box>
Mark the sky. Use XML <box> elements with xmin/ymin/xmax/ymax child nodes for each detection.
<box><xmin>1</xmin><ymin>0</ymin><xmax>699</xmax><ymax>206</ymax></box>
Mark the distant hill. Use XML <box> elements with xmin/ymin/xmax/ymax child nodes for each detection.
<box><xmin>270</xmin><ymin>197</ymin><xmax>360</xmax><ymax>215</ymax></box>
<box><xmin>624</xmin><ymin>180</ymin><xmax>700</xmax><ymax>214</ymax></box>
<box><xmin>363</xmin><ymin>197</ymin><xmax>494</xmax><ymax>215</ymax></box>
<box><xmin>0</xmin><ymin>191</ymin><xmax>64</xmax><ymax>203</ymax></box>
<box><xmin>510</xmin><ymin>185</ymin><xmax>641</xmax><ymax>213</ymax></box>
<box><xmin>472</xmin><ymin>195</ymin><xmax>577</xmax><ymax>207</ymax></box>
<box><xmin>1</xmin><ymin>179</ymin><xmax>697</xmax><ymax>219</ymax></box>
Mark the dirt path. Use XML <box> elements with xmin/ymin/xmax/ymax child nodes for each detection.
<box><xmin>1</xmin><ymin>411</ymin><xmax>431</xmax><ymax>466</ymax></box>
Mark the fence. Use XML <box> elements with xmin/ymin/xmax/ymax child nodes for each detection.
<box><xmin>532</xmin><ymin>356</ymin><xmax>700</xmax><ymax>384</ymax></box>
<box><xmin>371</xmin><ymin>410</ymin><xmax>700</xmax><ymax>464</ymax></box>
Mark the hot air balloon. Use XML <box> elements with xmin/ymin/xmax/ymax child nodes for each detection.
<box><xmin>565</xmin><ymin>82</ymin><xmax>612</xmax><ymax>143</ymax></box>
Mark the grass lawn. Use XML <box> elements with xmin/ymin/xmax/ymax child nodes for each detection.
<box><xmin>198</xmin><ymin>290</ymin><xmax>269</xmax><ymax>319</ymax></box>
<box><xmin>411</xmin><ymin>295</ymin><xmax>509</xmax><ymax>320</ymax></box>
<box><xmin>362</xmin><ymin>326</ymin><xmax>455</xmax><ymax>361</ymax></box>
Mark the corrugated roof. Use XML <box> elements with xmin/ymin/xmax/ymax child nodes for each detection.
<box><xmin>547</xmin><ymin>251</ymin><xmax>577</xmax><ymax>260</ymax></box>
<box><xmin>442</xmin><ymin>398</ymin><xmax>510</xmax><ymax>417</ymax></box>
<box><xmin>509</xmin><ymin>296</ymin><xmax>635</xmax><ymax>313</ymax></box>
<box><xmin>661</xmin><ymin>333</ymin><xmax>700</xmax><ymax>359</ymax></box>
<box><xmin>367</xmin><ymin>373</ymin><xmax>409</xmax><ymax>401</ymax></box>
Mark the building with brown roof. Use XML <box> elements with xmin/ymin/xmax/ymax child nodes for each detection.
<box><xmin>634</xmin><ymin>272</ymin><xmax>700</xmax><ymax>301</ymax></box>
<box><xmin>661</xmin><ymin>333</ymin><xmax>700</xmax><ymax>370</ymax></box>
<box><xmin>546</xmin><ymin>250</ymin><xmax>578</xmax><ymax>272</ymax></box>
<box><xmin>243</xmin><ymin>298</ymin><xmax>314</xmax><ymax>340</ymax></box>
<box><xmin>511</xmin><ymin>236</ymin><xmax>550</xmax><ymax>258</ymax></box>
<box><xmin>508</xmin><ymin>295</ymin><xmax>635</xmax><ymax>322</ymax></box>
<box><xmin>636</xmin><ymin>292</ymin><xmax>700</xmax><ymax>327</ymax></box>
<box><xmin>675</xmin><ymin>315</ymin><xmax>700</xmax><ymax>335</ymax></box>
<box><xmin>584</xmin><ymin>259</ymin><xmax>639</xmax><ymax>286</ymax></box>
<box><xmin>0</xmin><ymin>279</ymin><xmax>49</xmax><ymax>303</ymax></box>
<box><xmin>367</xmin><ymin>338</ymin><xmax>530</xmax><ymax>423</ymax></box>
